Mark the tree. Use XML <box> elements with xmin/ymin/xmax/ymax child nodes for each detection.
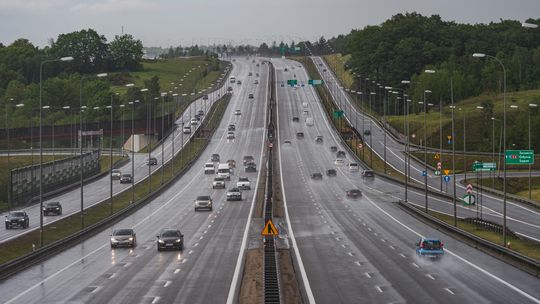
<box><xmin>109</xmin><ymin>34</ymin><xmax>143</xmax><ymax>71</ymax></box>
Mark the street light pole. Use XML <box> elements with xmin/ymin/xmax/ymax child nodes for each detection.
<box><xmin>160</xmin><ymin>92</ymin><xmax>166</xmax><ymax>185</ymax></box>
<box><xmin>528</xmin><ymin>103</ymin><xmax>537</xmax><ymax>199</ymax></box>
<box><xmin>140</xmin><ymin>88</ymin><xmax>151</xmax><ymax>194</ymax></box>
<box><xmin>108</xmin><ymin>93</ymin><xmax>116</xmax><ymax>215</ymax></box>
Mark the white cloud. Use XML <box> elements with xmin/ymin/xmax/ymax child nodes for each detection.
<box><xmin>71</xmin><ymin>0</ymin><xmax>157</xmax><ymax>13</ymax></box>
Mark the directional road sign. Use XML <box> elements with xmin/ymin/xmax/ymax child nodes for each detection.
<box><xmin>437</xmin><ymin>162</ymin><xmax>442</xmax><ymax>169</ymax></box>
<box><xmin>262</xmin><ymin>219</ymin><xmax>279</xmax><ymax>236</ymax></box>
<box><xmin>287</xmin><ymin>79</ymin><xmax>298</xmax><ymax>85</ymax></box>
<box><xmin>466</xmin><ymin>183</ymin><xmax>473</xmax><ymax>194</ymax></box>
<box><xmin>434</xmin><ymin>153</ymin><xmax>440</xmax><ymax>160</ymax></box>
<box><xmin>434</xmin><ymin>170</ymin><xmax>441</xmax><ymax>176</ymax></box>
<box><xmin>308</xmin><ymin>79</ymin><xmax>324</xmax><ymax>85</ymax></box>
<box><xmin>444</xmin><ymin>175</ymin><xmax>451</xmax><ymax>183</ymax></box>
<box><xmin>505</xmin><ymin>150</ymin><xmax>534</xmax><ymax>165</ymax></box>
<box><xmin>462</xmin><ymin>194</ymin><xmax>475</xmax><ymax>206</ymax></box>
<box><xmin>422</xmin><ymin>171</ymin><xmax>427</xmax><ymax>177</ymax></box>
<box><xmin>472</xmin><ymin>162</ymin><xmax>496</xmax><ymax>172</ymax></box>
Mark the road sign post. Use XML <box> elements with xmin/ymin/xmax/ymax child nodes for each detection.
<box><xmin>505</xmin><ymin>150</ymin><xmax>534</xmax><ymax>165</ymax></box>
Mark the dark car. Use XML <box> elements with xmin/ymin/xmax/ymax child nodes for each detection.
<box><xmin>202</xmin><ymin>94</ymin><xmax>208</xmax><ymax>100</ymax></box>
<box><xmin>248</xmin><ymin>93</ymin><xmax>254</xmax><ymax>99</ymax></box>
<box><xmin>146</xmin><ymin>157</ymin><xmax>158</xmax><ymax>166</ymax></box>
<box><xmin>243</xmin><ymin>155</ymin><xmax>254</xmax><ymax>165</ymax></box>
<box><xmin>228</xmin><ymin>124</ymin><xmax>236</xmax><ymax>131</ymax></box>
<box><xmin>245</xmin><ymin>163</ymin><xmax>257</xmax><ymax>172</ymax></box>
<box><xmin>330</xmin><ymin>146</ymin><xmax>338</xmax><ymax>152</ymax></box>
<box><xmin>43</xmin><ymin>201</ymin><xmax>62</xmax><ymax>216</ymax></box>
<box><xmin>311</xmin><ymin>173</ymin><xmax>323</xmax><ymax>180</ymax></box>
<box><xmin>157</xmin><ymin>229</ymin><xmax>184</xmax><ymax>251</ymax></box>
<box><xmin>364</xmin><ymin>130</ymin><xmax>371</xmax><ymax>136</ymax></box>
<box><xmin>120</xmin><ymin>173</ymin><xmax>132</xmax><ymax>184</ymax></box>
<box><xmin>336</xmin><ymin>151</ymin><xmax>346</xmax><ymax>158</ymax></box>
<box><xmin>315</xmin><ymin>136</ymin><xmax>323</xmax><ymax>143</ymax></box>
<box><xmin>346</xmin><ymin>189</ymin><xmax>362</xmax><ymax>199</ymax></box>
<box><xmin>416</xmin><ymin>238</ymin><xmax>444</xmax><ymax>259</ymax></box>
<box><xmin>211</xmin><ymin>153</ymin><xmax>220</xmax><ymax>162</ymax></box>
<box><xmin>326</xmin><ymin>169</ymin><xmax>337</xmax><ymax>177</ymax></box>
<box><xmin>296</xmin><ymin>132</ymin><xmax>304</xmax><ymax>139</ymax></box>
<box><xmin>228</xmin><ymin>86</ymin><xmax>233</xmax><ymax>92</ymax></box>
<box><xmin>284</xmin><ymin>68</ymin><xmax>288</xmax><ymax>72</ymax></box>
<box><xmin>110</xmin><ymin>228</ymin><xmax>137</xmax><ymax>248</ymax></box>
<box><xmin>5</xmin><ymin>211</ymin><xmax>29</xmax><ymax>229</ymax></box>
<box><xmin>292</xmin><ymin>116</ymin><xmax>299</xmax><ymax>122</ymax></box>
<box><xmin>362</xmin><ymin>170</ymin><xmax>375</xmax><ymax>178</ymax></box>
<box><xmin>198</xmin><ymin>110</ymin><xmax>204</xmax><ymax>116</ymax></box>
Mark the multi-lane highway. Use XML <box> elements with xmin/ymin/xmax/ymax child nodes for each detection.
<box><xmin>0</xmin><ymin>57</ymin><xmax>268</xmax><ymax>304</ymax></box>
<box><xmin>274</xmin><ymin>58</ymin><xmax>540</xmax><ymax>303</ymax></box>
<box><xmin>311</xmin><ymin>56</ymin><xmax>540</xmax><ymax>242</ymax></box>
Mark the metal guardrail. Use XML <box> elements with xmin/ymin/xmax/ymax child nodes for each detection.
<box><xmin>464</xmin><ymin>217</ymin><xmax>518</xmax><ymax>237</ymax></box>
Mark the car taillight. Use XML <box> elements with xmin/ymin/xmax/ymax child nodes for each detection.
<box><xmin>420</xmin><ymin>242</ymin><xmax>424</xmax><ymax>248</ymax></box>
<box><xmin>440</xmin><ymin>243</ymin><xmax>444</xmax><ymax>248</ymax></box>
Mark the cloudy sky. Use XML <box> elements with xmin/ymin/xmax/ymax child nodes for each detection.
<box><xmin>1</xmin><ymin>0</ymin><xmax>538</xmax><ymax>48</ymax></box>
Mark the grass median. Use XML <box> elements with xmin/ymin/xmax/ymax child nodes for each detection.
<box><xmin>0</xmin><ymin>95</ymin><xmax>230</xmax><ymax>265</ymax></box>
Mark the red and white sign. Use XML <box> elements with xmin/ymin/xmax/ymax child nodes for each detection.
<box><xmin>437</xmin><ymin>162</ymin><xmax>442</xmax><ymax>170</ymax></box>
<box><xmin>466</xmin><ymin>183</ymin><xmax>473</xmax><ymax>194</ymax></box>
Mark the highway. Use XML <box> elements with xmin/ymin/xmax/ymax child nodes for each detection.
<box><xmin>274</xmin><ymin>57</ymin><xmax>540</xmax><ymax>303</ymax></box>
<box><xmin>0</xmin><ymin>68</ymin><xmax>228</xmax><ymax>243</ymax></box>
<box><xmin>310</xmin><ymin>56</ymin><xmax>540</xmax><ymax>242</ymax></box>
<box><xmin>0</xmin><ymin>57</ymin><xmax>268</xmax><ymax>304</ymax></box>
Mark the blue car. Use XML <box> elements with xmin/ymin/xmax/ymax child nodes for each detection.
<box><xmin>415</xmin><ymin>238</ymin><xmax>444</xmax><ymax>259</ymax></box>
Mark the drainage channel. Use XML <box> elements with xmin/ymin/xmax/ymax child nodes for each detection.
<box><xmin>263</xmin><ymin>61</ymin><xmax>280</xmax><ymax>304</ymax></box>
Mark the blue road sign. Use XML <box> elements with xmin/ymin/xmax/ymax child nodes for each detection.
<box><xmin>444</xmin><ymin>175</ymin><xmax>450</xmax><ymax>182</ymax></box>
<box><xmin>422</xmin><ymin>171</ymin><xmax>427</xmax><ymax>177</ymax></box>
<box><xmin>447</xmin><ymin>140</ymin><xmax>452</xmax><ymax>145</ymax></box>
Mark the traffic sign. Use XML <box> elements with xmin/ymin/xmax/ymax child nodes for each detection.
<box><xmin>333</xmin><ymin>110</ymin><xmax>344</xmax><ymax>118</ymax></box>
<box><xmin>434</xmin><ymin>153</ymin><xmax>440</xmax><ymax>160</ymax></box>
<box><xmin>443</xmin><ymin>169</ymin><xmax>450</xmax><ymax>175</ymax></box>
<box><xmin>466</xmin><ymin>183</ymin><xmax>473</xmax><ymax>194</ymax></box>
<box><xmin>505</xmin><ymin>150</ymin><xmax>534</xmax><ymax>165</ymax></box>
<box><xmin>472</xmin><ymin>162</ymin><xmax>496</xmax><ymax>172</ymax></box>
<box><xmin>308</xmin><ymin>79</ymin><xmax>324</xmax><ymax>85</ymax></box>
<box><xmin>434</xmin><ymin>170</ymin><xmax>441</xmax><ymax>176</ymax></box>
<box><xmin>422</xmin><ymin>171</ymin><xmax>427</xmax><ymax>177</ymax></box>
<box><xmin>357</xmin><ymin>143</ymin><xmax>363</xmax><ymax>149</ymax></box>
<box><xmin>447</xmin><ymin>135</ymin><xmax>452</xmax><ymax>140</ymax></box>
<box><xmin>286</xmin><ymin>79</ymin><xmax>298</xmax><ymax>85</ymax></box>
<box><xmin>437</xmin><ymin>162</ymin><xmax>442</xmax><ymax>169</ymax></box>
<box><xmin>462</xmin><ymin>194</ymin><xmax>476</xmax><ymax>206</ymax></box>
<box><xmin>262</xmin><ymin>219</ymin><xmax>279</xmax><ymax>236</ymax></box>
<box><xmin>443</xmin><ymin>175</ymin><xmax>450</xmax><ymax>182</ymax></box>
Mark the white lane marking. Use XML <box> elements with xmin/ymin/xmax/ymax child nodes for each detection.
<box><xmin>181</xmin><ymin>259</ymin><xmax>187</xmax><ymax>264</ymax></box>
<box><xmin>426</xmin><ymin>274</ymin><xmax>435</xmax><ymax>280</ymax></box>
<box><xmin>364</xmin><ymin>272</ymin><xmax>372</xmax><ymax>278</ymax></box>
<box><xmin>163</xmin><ymin>281</ymin><xmax>172</xmax><ymax>288</ymax></box>
<box><xmin>188</xmin><ymin>250</ymin><xmax>193</xmax><ymax>255</ymax></box>
<box><xmin>399</xmin><ymin>253</ymin><xmax>406</xmax><ymax>258</ymax></box>
<box><xmin>411</xmin><ymin>262</ymin><xmax>419</xmax><ymax>268</ymax></box>
<box><xmin>90</xmin><ymin>286</ymin><xmax>102</xmax><ymax>293</ymax></box>
<box><xmin>375</xmin><ymin>286</ymin><xmax>383</xmax><ymax>293</ymax></box>
<box><xmin>341</xmin><ymin>244</ymin><xmax>347</xmax><ymax>248</ymax></box>
<box><xmin>444</xmin><ymin>288</ymin><xmax>455</xmax><ymax>296</ymax></box>
<box><xmin>108</xmin><ymin>273</ymin><xmax>116</xmax><ymax>279</ymax></box>
<box><xmin>152</xmin><ymin>296</ymin><xmax>161</xmax><ymax>304</ymax></box>
<box><xmin>389</xmin><ymin>245</ymin><xmax>395</xmax><ymax>250</ymax></box>
<box><xmin>347</xmin><ymin>252</ymin><xmax>354</xmax><ymax>257</ymax></box>
<box><xmin>123</xmin><ymin>262</ymin><xmax>131</xmax><ymax>268</ymax></box>
<box><xmin>226</xmin><ymin>61</ymin><xmax>270</xmax><ymax>304</ymax></box>
<box><xmin>193</xmin><ymin>243</ymin><xmax>199</xmax><ymax>247</ymax></box>
<box><xmin>355</xmin><ymin>261</ymin><xmax>363</xmax><ymax>266</ymax></box>
<box><xmin>174</xmin><ymin>269</ymin><xmax>181</xmax><ymax>274</ymax></box>
<box><xmin>273</xmin><ymin>60</ymin><xmax>316</xmax><ymax>304</ymax></box>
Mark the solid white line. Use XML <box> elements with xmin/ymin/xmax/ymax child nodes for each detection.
<box><xmin>275</xmin><ymin>60</ymin><xmax>316</xmax><ymax>304</ymax></box>
<box><xmin>444</xmin><ymin>288</ymin><xmax>455</xmax><ymax>296</ymax></box>
<box><xmin>163</xmin><ymin>281</ymin><xmax>172</xmax><ymax>288</ymax></box>
<box><xmin>225</xmin><ymin>59</ymin><xmax>269</xmax><ymax>304</ymax></box>
<box><xmin>152</xmin><ymin>296</ymin><xmax>161</xmax><ymax>304</ymax></box>
<box><xmin>174</xmin><ymin>269</ymin><xmax>181</xmax><ymax>274</ymax></box>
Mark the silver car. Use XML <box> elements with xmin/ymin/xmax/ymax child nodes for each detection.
<box><xmin>110</xmin><ymin>229</ymin><xmax>137</xmax><ymax>248</ymax></box>
<box><xmin>194</xmin><ymin>195</ymin><xmax>213</xmax><ymax>211</ymax></box>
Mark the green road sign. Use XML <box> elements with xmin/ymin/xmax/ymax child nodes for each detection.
<box><xmin>434</xmin><ymin>170</ymin><xmax>441</xmax><ymax>176</ymax></box>
<box><xmin>472</xmin><ymin>162</ymin><xmax>496</xmax><ymax>172</ymax></box>
<box><xmin>462</xmin><ymin>194</ymin><xmax>475</xmax><ymax>206</ymax></box>
<box><xmin>308</xmin><ymin>79</ymin><xmax>324</xmax><ymax>85</ymax></box>
<box><xmin>294</xmin><ymin>47</ymin><xmax>301</xmax><ymax>51</ymax></box>
<box><xmin>333</xmin><ymin>110</ymin><xmax>344</xmax><ymax>118</ymax></box>
<box><xmin>505</xmin><ymin>150</ymin><xmax>534</xmax><ymax>165</ymax></box>
<box><xmin>286</xmin><ymin>79</ymin><xmax>298</xmax><ymax>85</ymax></box>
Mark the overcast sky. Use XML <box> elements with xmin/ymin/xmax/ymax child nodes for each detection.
<box><xmin>1</xmin><ymin>0</ymin><xmax>539</xmax><ymax>48</ymax></box>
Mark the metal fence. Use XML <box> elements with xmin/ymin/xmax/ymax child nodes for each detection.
<box><xmin>10</xmin><ymin>150</ymin><xmax>101</xmax><ymax>206</ymax></box>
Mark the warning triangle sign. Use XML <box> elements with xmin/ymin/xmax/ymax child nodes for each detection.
<box><xmin>262</xmin><ymin>219</ymin><xmax>279</xmax><ymax>236</ymax></box>
<box><xmin>443</xmin><ymin>169</ymin><xmax>450</xmax><ymax>175</ymax></box>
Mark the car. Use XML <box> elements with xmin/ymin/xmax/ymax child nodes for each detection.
<box><xmin>227</xmin><ymin>132</ymin><xmax>235</xmax><ymax>140</ymax></box>
<box><xmin>194</xmin><ymin>195</ymin><xmax>213</xmax><ymax>211</ymax></box>
<box><xmin>110</xmin><ymin>228</ymin><xmax>137</xmax><ymax>248</ymax></box>
<box><xmin>157</xmin><ymin>229</ymin><xmax>184</xmax><ymax>251</ymax></box>
<box><xmin>305</xmin><ymin>117</ymin><xmax>314</xmax><ymax>126</ymax></box>
<box><xmin>190</xmin><ymin>118</ymin><xmax>198</xmax><ymax>125</ymax></box>
<box><xmin>236</xmin><ymin>80</ymin><xmax>242</xmax><ymax>85</ymax></box>
<box><xmin>228</xmin><ymin>86</ymin><xmax>233</xmax><ymax>92</ymax></box>
<box><xmin>43</xmin><ymin>202</ymin><xmax>62</xmax><ymax>216</ymax></box>
<box><xmin>256</xmin><ymin>72</ymin><xmax>259</xmax><ymax>76</ymax></box>
<box><xmin>245</xmin><ymin>163</ymin><xmax>257</xmax><ymax>172</ymax></box>
<box><xmin>364</xmin><ymin>130</ymin><xmax>371</xmax><ymax>136</ymax></box>
<box><xmin>311</xmin><ymin>173</ymin><xmax>323</xmax><ymax>180</ymax></box>
<box><xmin>292</xmin><ymin>116</ymin><xmax>299</xmax><ymax>122</ymax></box>
<box><xmin>183</xmin><ymin>126</ymin><xmax>191</xmax><ymax>134</ymax></box>
<box><xmin>248</xmin><ymin>72</ymin><xmax>253</xmax><ymax>76</ymax></box>
<box><xmin>416</xmin><ymin>238</ymin><xmax>444</xmax><ymax>259</ymax></box>
<box><xmin>237</xmin><ymin>177</ymin><xmax>251</xmax><ymax>190</ymax></box>
<box><xmin>334</xmin><ymin>159</ymin><xmax>345</xmax><ymax>166</ymax></box>
<box><xmin>204</xmin><ymin>162</ymin><xmax>215</xmax><ymax>174</ymax></box>
<box><xmin>120</xmin><ymin>173</ymin><xmax>132</xmax><ymax>183</ymax></box>
<box><xmin>348</xmin><ymin>163</ymin><xmax>360</xmax><ymax>172</ymax></box>
<box><xmin>195</xmin><ymin>114</ymin><xmax>202</xmax><ymax>121</ymax></box>
<box><xmin>226</xmin><ymin>187</ymin><xmax>242</xmax><ymax>201</ymax></box>
<box><xmin>315</xmin><ymin>136</ymin><xmax>323</xmax><ymax>143</ymax></box>
<box><xmin>346</xmin><ymin>189</ymin><xmax>362</xmax><ymax>199</ymax></box>
<box><xmin>284</xmin><ymin>68</ymin><xmax>288</xmax><ymax>72</ymax></box>
<box><xmin>198</xmin><ymin>110</ymin><xmax>204</xmax><ymax>116</ymax></box>
<box><xmin>211</xmin><ymin>153</ymin><xmax>220</xmax><ymax>162</ymax></box>
<box><xmin>326</xmin><ymin>169</ymin><xmax>337</xmax><ymax>177</ymax></box>
<box><xmin>243</xmin><ymin>155</ymin><xmax>255</xmax><ymax>165</ymax></box>
<box><xmin>253</xmin><ymin>80</ymin><xmax>259</xmax><ymax>85</ymax></box>
<box><xmin>5</xmin><ymin>211</ymin><xmax>29</xmax><ymax>229</ymax></box>
<box><xmin>296</xmin><ymin>132</ymin><xmax>304</xmax><ymax>139</ymax></box>
<box><xmin>248</xmin><ymin>93</ymin><xmax>254</xmax><ymax>99</ymax></box>
<box><xmin>217</xmin><ymin>163</ymin><xmax>232</xmax><ymax>180</ymax></box>
<box><xmin>227</xmin><ymin>159</ymin><xmax>236</xmax><ymax>168</ymax></box>
<box><xmin>336</xmin><ymin>151</ymin><xmax>346</xmax><ymax>158</ymax></box>
<box><xmin>330</xmin><ymin>146</ymin><xmax>338</xmax><ymax>152</ymax></box>
<box><xmin>111</xmin><ymin>169</ymin><xmax>121</xmax><ymax>180</ymax></box>
<box><xmin>303</xmin><ymin>110</ymin><xmax>309</xmax><ymax>116</ymax></box>
<box><xmin>362</xmin><ymin>170</ymin><xmax>375</xmax><ymax>178</ymax></box>
<box><xmin>202</xmin><ymin>94</ymin><xmax>208</xmax><ymax>100</ymax></box>
<box><xmin>146</xmin><ymin>157</ymin><xmax>158</xmax><ymax>166</ymax></box>
<box><xmin>281</xmin><ymin>83</ymin><xmax>285</xmax><ymax>87</ymax></box>
<box><xmin>228</xmin><ymin>124</ymin><xmax>236</xmax><ymax>131</ymax></box>
<box><xmin>213</xmin><ymin>177</ymin><xmax>226</xmax><ymax>189</ymax></box>
<box><xmin>234</xmin><ymin>109</ymin><xmax>241</xmax><ymax>115</ymax></box>
<box><xmin>284</xmin><ymin>140</ymin><xmax>291</xmax><ymax>144</ymax></box>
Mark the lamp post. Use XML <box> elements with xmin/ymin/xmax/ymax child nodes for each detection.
<box><xmin>528</xmin><ymin>104</ymin><xmax>537</xmax><ymax>199</ymax></box>
<box><xmin>172</xmin><ymin>93</ymin><xmax>179</xmax><ymax>174</ymax></box>
<box><xmin>473</xmin><ymin>52</ymin><xmax>508</xmax><ymax>246</ymax></box>
<box><xmin>140</xmin><ymin>88</ymin><xmax>151</xmax><ymax>193</ymax></box>
<box><xmin>108</xmin><ymin>92</ymin><xmax>118</xmax><ymax>215</ymax></box>
<box><xmin>160</xmin><ymin>92</ymin><xmax>167</xmax><ymax>185</ymax></box>
<box><xmin>383</xmin><ymin>86</ymin><xmax>392</xmax><ymax>174</ymax></box>
<box><xmin>5</xmin><ymin>99</ymin><xmax>24</xmax><ymax>211</ymax></box>
<box><xmin>420</xmin><ymin>90</ymin><xmax>432</xmax><ymax>213</ymax></box>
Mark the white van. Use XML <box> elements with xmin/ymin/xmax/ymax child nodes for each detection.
<box><xmin>302</xmin><ymin>102</ymin><xmax>308</xmax><ymax>108</ymax></box>
<box><xmin>305</xmin><ymin>117</ymin><xmax>314</xmax><ymax>126</ymax></box>
<box><xmin>204</xmin><ymin>162</ymin><xmax>215</xmax><ymax>174</ymax></box>
<box><xmin>217</xmin><ymin>163</ymin><xmax>231</xmax><ymax>180</ymax></box>
<box><xmin>348</xmin><ymin>163</ymin><xmax>359</xmax><ymax>172</ymax></box>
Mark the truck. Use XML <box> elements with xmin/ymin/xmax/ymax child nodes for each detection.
<box><xmin>204</xmin><ymin>162</ymin><xmax>215</xmax><ymax>174</ymax></box>
<box><xmin>217</xmin><ymin>163</ymin><xmax>231</xmax><ymax>180</ymax></box>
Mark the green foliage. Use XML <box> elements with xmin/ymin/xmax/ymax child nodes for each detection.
<box><xmin>109</xmin><ymin>34</ymin><xmax>144</xmax><ymax>71</ymax></box>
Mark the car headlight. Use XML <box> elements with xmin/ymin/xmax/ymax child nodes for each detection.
<box><xmin>55</xmin><ymin>207</ymin><xmax>60</xmax><ymax>210</ymax></box>
<box><xmin>128</xmin><ymin>237</ymin><xmax>133</xmax><ymax>241</ymax></box>
<box><xmin>19</xmin><ymin>219</ymin><xmax>25</xmax><ymax>221</ymax></box>
<box><xmin>158</xmin><ymin>240</ymin><xmax>165</xmax><ymax>244</ymax></box>
<box><xmin>111</xmin><ymin>238</ymin><xmax>117</xmax><ymax>242</ymax></box>
<box><xmin>42</xmin><ymin>207</ymin><xmax>46</xmax><ymax>211</ymax></box>
<box><xmin>175</xmin><ymin>239</ymin><xmax>181</xmax><ymax>243</ymax></box>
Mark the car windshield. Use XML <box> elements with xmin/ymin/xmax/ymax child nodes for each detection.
<box><xmin>122</xmin><ymin>174</ymin><xmax>131</xmax><ymax>177</ymax></box>
<box><xmin>197</xmin><ymin>196</ymin><xmax>210</xmax><ymax>200</ymax></box>
<box><xmin>11</xmin><ymin>212</ymin><xmax>26</xmax><ymax>217</ymax></box>
<box><xmin>46</xmin><ymin>202</ymin><xmax>60</xmax><ymax>207</ymax></box>
<box><xmin>162</xmin><ymin>230</ymin><xmax>180</xmax><ymax>238</ymax></box>
<box><xmin>214</xmin><ymin>177</ymin><xmax>224</xmax><ymax>181</ymax></box>
<box><xmin>239</xmin><ymin>178</ymin><xmax>248</xmax><ymax>181</ymax></box>
<box><xmin>422</xmin><ymin>240</ymin><xmax>442</xmax><ymax>249</ymax></box>
<box><xmin>114</xmin><ymin>229</ymin><xmax>133</xmax><ymax>236</ymax></box>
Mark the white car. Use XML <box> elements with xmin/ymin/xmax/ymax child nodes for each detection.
<box><xmin>237</xmin><ymin>177</ymin><xmax>251</xmax><ymax>190</ymax></box>
<box><xmin>183</xmin><ymin>126</ymin><xmax>191</xmax><ymax>134</ymax></box>
<box><xmin>212</xmin><ymin>177</ymin><xmax>226</xmax><ymax>189</ymax></box>
<box><xmin>111</xmin><ymin>169</ymin><xmax>121</xmax><ymax>180</ymax></box>
<box><xmin>227</xmin><ymin>132</ymin><xmax>235</xmax><ymax>140</ymax></box>
<box><xmin>226</xmin><ymin>187</ymin><xmax>242</xmax><ymax>201</ymax></box>
<box><xmin>334</xmin><ymin>159</ymin><xmax>345</xmax><ymax>166</ymax></box>
<box><xmin>348</xmin><ymin>163</ymin><xmax>359</xmax><ymax>172</ymax></box>
<box><xmin>190</xmin><ymin>118</ymin><xmax>198</xmax><ymax>125</ymax></box>
<box><xmin>204</xmin><ymin>162</ymin><xmax>215</xmax><ymax>174</ymax></box>
<box><xmin>234</xmin><ymin>110</ymin><xmax>241</xmax><ymax>115</ymax></box>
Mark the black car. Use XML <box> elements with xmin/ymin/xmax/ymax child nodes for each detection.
<box><xmin>292</xmin><ymin>117</ymin><xmax>299</xmax><ymax>122</ymax></box>
<box><xmin>202</xmin><ymin>94</ymin><xmax>208</xmax><ymax>100</ymax></box>
<box><xmin>227</xmin><ymin>86</ymin><xmax>233</xmax><ymax>92</ymax></box>
<box><xmin>346</xmin><ymin>189</ymin><xmax>362</xmax><ymax>199</ymax></box>
<box><xmin>120</xmin><ymin>173</ymin><xmax>132</xmax><ymax>184</ymax></box>
<box><xmin>296</xmin><ymin>132</ymin><xmax>304</xmax><ymax>139</ymax></box>
<box><xmin>243</xmin><ymin>155</ymin><xmax>254</xmax><ymax>165</ymax></box>
<box><xmin>146</xmin><ymin>157</ymin><xmax>158</xmax><ymax>166</ymax></box>
<box><xmin>336</xmin><ymin>151</ymin><xmax>346</xmax><ymax>158</ymax></box>
<box><xmin>211</xmin><ymin>153</ymin><xmax>220</xmax><ymax>162</ymax></box>
<box><xmin>157</xmin><ymin>229</ymin><xmax>184</xmax><ymax>251</ymax></box>
<box><xmin>330</xmin><ymin>146</ymin><xmax>338</xmax><ymax>152</ymax></box>
<box><xmin>364</xmin><ymin>130</ymin><xmax>371</xmax><ymax>136</ymax></box>
<box><xmin>198</xmin><ymin>110</ymin><xmax>204</xmax><ymax>116</ymax></box>
<box><xmin>245</xmin><ymin>163</ymin><xmax>257</xmax><ymax>172</ymax></box>
<box><xmin>5</xmin><ymin>211</ymin><xmax>29</xmax><ymax>229</ymax></box>
<box><xmin>43</xmin><ymin>202</ymin><xmax>62</xmax><ymax>216</ymax></box>
<box><xmin>311</xmin><ymin>173</ymin><xmax>323</xmax><ymax>180</ymax></box>
<box><xmin>228</xmin><ymin>124</ymin><xmax>236</xmax><ymax>131</ymax></box>
<box><xmin>326</xmin><ymin>169</ymin><xmax>337</xmax><ymax>177</ymax></box>
<box><xmin>110</xmin><ymin>228</ymin><xmax>137</xmax><ymax>248</ymax></box>
<box><xmin>362</xmin><ymin>170</ymin><xmax>375</xmax><ymax>178</ymax></box>
<box><xmin>248</xmin><ymin>93</ymin><xmax>254</xmax><ymax>99</ymax></box>
<box><xmin>315</xmin><ymin>136</ymin><xmax>323</xmax><ymax>143</ymax></box>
